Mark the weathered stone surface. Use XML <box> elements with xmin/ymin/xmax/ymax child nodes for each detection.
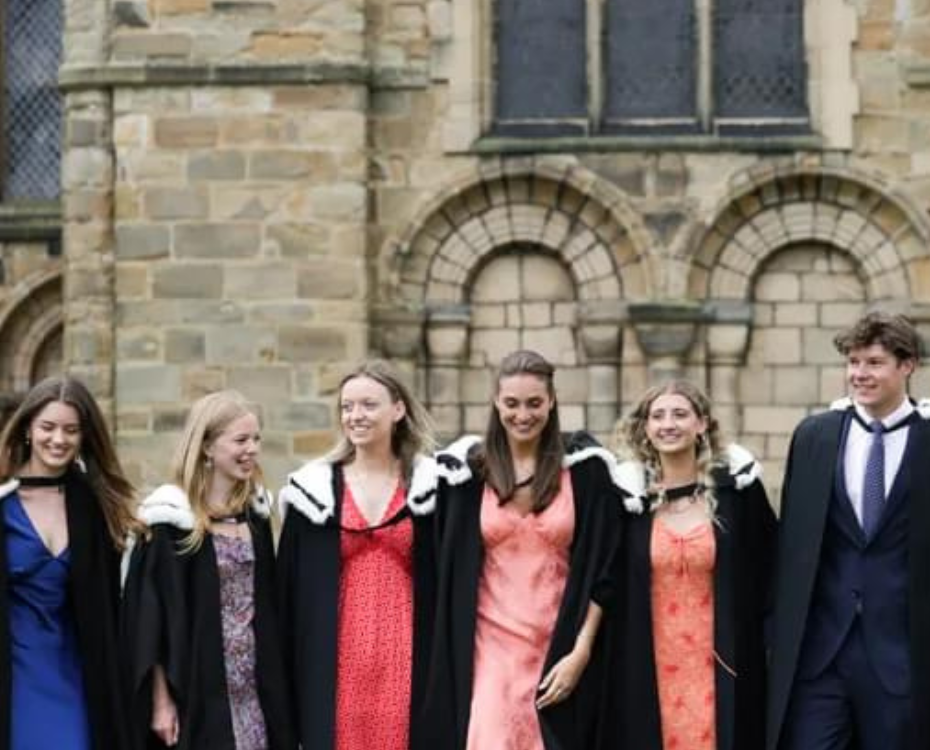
<box><xmin>175</xmin><ymin>224</ymin><xmax>261</xmax><ymax>258</ymax></box>
<box><xmin>153</xmin><ymin>264</ymin><xmax>223</xmax><ymax>298</ymax></box>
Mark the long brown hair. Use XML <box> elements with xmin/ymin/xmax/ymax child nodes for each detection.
<box><xmin>477</xmin><ymin>350</ymin><xmax>564</xmax><ymax>513</ymax></box>
<box><xmin>325</xmin><ymin>359</ymin><xmax>435</xmax><ymax>481</ymax></box>
<box><xmin>0</xmin><ymin>375</ymin><xmax>139</xmax><ymax>549</ymax></box>
<box><xmin>616</xmin><ymin>380</ymin><xmax>724</xmax><ymax>513</ymax></box>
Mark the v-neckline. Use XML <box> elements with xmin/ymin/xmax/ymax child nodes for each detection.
<box><xmin>12</xmin><ymin>494</ymin><xmax>70</xmax><ymax>560</ymax></box>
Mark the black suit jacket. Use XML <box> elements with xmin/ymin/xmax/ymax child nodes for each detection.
<box><xmin>766</xmin><ymin>407</ymin><xmax>930</xmax><ymax>750</ymax></box>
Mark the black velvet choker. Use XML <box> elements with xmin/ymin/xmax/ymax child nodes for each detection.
<box><xmin>664</xmin><ymin>482</ymin><xmax>701</xmax><ymax>501</ymax></box>
<box><xmin>17</xmin><ymin>475</ymin><xmax>66</xmax><ymax>488</ymax></box>
<box><xmin>209</xmin><ymin>511</ymin><xmax>249</xmax><ymax>525</ymax></box>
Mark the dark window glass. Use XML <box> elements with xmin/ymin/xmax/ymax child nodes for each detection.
<box><xmin>714</xmin><ymin>0</ymin><xmax>807</xmax><ymax>122</ymax></box>
<box><xmin>4</xmin><ymin>0</ymin><xmax>62</xmax><ymax>200</ymax></box>
<box><xmin>604</xmin><ymin>0</ymin><xmax>697</xmax><ymax>128</ymax></box>
<box><xmin>494</xmin><ymin>0</ymin><xmax>587</xmax><ymax>135</ymax></box>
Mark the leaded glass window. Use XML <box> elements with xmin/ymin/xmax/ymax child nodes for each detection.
<box><xmin>3</xmin><ymin>0</ymin><xmax>63</xmax><ymax>200</ymax></box>
<box><xmin>494</xmin><ymin>0</ymin><xmax>587</xmax><ymax>136</ymax></box>
<box><xmin>492</xmin><ymin>0</ymin><xmax>808</xmax><ymax>138</ymax></box>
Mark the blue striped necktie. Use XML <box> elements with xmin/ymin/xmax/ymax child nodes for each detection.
<box><xmin>861</xmin><ymin>419</ymin><xmax>885</xmax><ymax>537</ymax></box>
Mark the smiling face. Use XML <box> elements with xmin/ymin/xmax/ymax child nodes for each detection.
<box><xmin>494</xmin><ymin>373</ymin><xmax>555</xmax><ymax>449</ymax></box>
<box><xmin>205</xmin><ymin>412</ymin><xmax>261</xmax><ymax>485</ymax></box>
<box><xmin>339</xmin><ymin>375</ymin><xmax>405</xmax><ymax>452</ymax></box>
<box><xmin>644</xmin><ymin>392</ymin><xmax>707</xmax><ymax>459</ymax></box>
<box><xmin>25</xmin><ymin>400</ymin><xmax>82</xmax><ymax>477</ymax></box>
<box><xmin>846</xmin><ymin>342</ymin><xmax>914</xmax><ymax>419</ymax></box>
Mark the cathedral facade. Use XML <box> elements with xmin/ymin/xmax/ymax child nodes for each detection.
<box><xmin>1</xmin><ymin>0</ymin><xmax>929</xmax><ymax>493</ymax></box>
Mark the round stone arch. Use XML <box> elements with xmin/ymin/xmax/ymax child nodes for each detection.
<box><xmin>382</xmin><ymin>160</ymin><xmax>656</xmax><ymax>308</ymax></box>
<box><xmin>687</xmin><ymin>168</ymin><xmax>928</xmax><ymax>303</ymax></box>
<box><xmin>0</xmin><ymin>270</ymin><xmax>64</xmax><ymax>394</ymax></box>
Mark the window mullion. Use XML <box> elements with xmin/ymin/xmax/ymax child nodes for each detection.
<box><xmin>697</xmin><ymin>0</ymin><xmax>714</xmax><ymax>131</ymax></box>
<box><xmin>588</xmin><ymin>0</ymin><xmax>604</xmax><ymax>134</ymax></box>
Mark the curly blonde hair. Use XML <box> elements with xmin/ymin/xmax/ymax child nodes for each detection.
<box><xmin>615</xmin><ymin>380</ymin><xmax>726</xmax><ymax>514</ymax></box>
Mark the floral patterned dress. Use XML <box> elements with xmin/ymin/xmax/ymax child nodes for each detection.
<box><xmin>650</xmin><ymin>519</ymin><xmax>716</xmax><ymax>750</ymax></box>
<box><xmin>214</xmin><ymin>533</ymin><xmax>268</xmax><ymax>750</ymax></box>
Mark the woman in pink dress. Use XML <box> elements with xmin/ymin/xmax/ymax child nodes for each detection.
<box><xmin>602</xmin><ymin>381</ymin><xmax>776</xmax><ymax>750</ymax></box>
<box><xmin>426</xmin><ymin>350</ymin><xmax>621</xmax><ymax>750</ymax></box>
<box><xmin>278</xmin><ymin>360</ymin><xmax>438</xmax><ymax>750</ymax></box>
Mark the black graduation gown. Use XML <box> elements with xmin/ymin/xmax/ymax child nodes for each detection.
<box><xmin>276</xmin><ymin>457</ymin><xmax>438</xmax><ymax>750</ymax></box>
<box><xmin>766</xmin><ymin>407</ymin><xmax>930</xmax><ymax>750</ymax></box>
<box><xmin>423</xmin><ymin>432</ymin><xmax>622</xmax><ymax>750</ymax></box>
<box><xmin>0</xmin><ymin>470</ymin><xmax>130</xmax><ymax>750</ymax></box>
<box><xmin>122</xmin><ymin>487</ymin><xmax>293</xmax><ymax>750</ymax></box>
<box><xmin>601</xmin><ymin>453</ymin><xmax>777</xmax><ymax>750</ymax></box>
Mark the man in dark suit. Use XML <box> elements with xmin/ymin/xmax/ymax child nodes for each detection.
<box><xmin>768</xmin><ymin>311</ymin><xmax>930</xmax><ymax>750</ymax></box>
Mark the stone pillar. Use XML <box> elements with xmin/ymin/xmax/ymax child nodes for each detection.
<box><xmin>629</xmin><ymin>303</ymin><xmax>703</xmax><ymax>383</ymax></box>
<box><xmin>579</xmin><ymin>302</ymin><xmax>625</xmax><ymax>440</ymax></box>
<box><xmin>706</xmin><ymin>315</ymin><xmax>753</xmax><ymax>438</ymax></box>
<box><xmin>426</xmin><ymin>306</ymin><xmax>470</xmax><ymax>438</ymax></box>
<box><xmin>61</xmin><ymin>89</ymin><xmax>115</xmax><ymax>414</ymax></box>
<box><xmin>373</xmin><ymin>305</ymin><xmax>426</xmax><ymax>395</ymax></box>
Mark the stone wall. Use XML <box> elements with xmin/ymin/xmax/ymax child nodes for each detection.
<box><xmin>36</xmin><ymin>0</ymin><xmax>930</xmax><ymax>499</ymax></box>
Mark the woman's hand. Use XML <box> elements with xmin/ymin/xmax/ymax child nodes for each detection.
<box><xmin>536</xmin><ymin>644</ymin><xmax>591</xmax><ymax>710</ymax></box>
<box><xmin>151</xmin><ymin>664</ymin><xmax>180</xmax><ymax>746</ymax></box>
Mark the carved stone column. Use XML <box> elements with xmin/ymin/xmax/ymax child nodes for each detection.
<box><xmin>628</xmin><ymin>302</ymin><xmax>703</xmax><ymax>383</ymax></box>
<box><xmin>705</xmin><ymin>303</ymin><xmax>753</xmax><ymax>437</ymax></box>
<box><xmin>426</xmin><ymin>305</ymin><xmax>470</xmax><ymax>437</ymax></box>
<box><xmin>579</xmin><ymin>301</ymin><xmax>625</xmax><ymax>439</ymax></box>
<box><xmin>372</xmin><ymin>305</ymin><xmax>426</xmax><ymax>394</ymax></box>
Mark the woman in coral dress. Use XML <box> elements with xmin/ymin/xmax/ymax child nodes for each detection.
<box><xmin>602</xmin><ymin>381</ymin><xmax>777</xmax><ymax>750</ymax></box>
<box><xmin>426</xmin><ymin>350</ymin><xmax>621</xmax><ymax>750</ymax></box>
<box><xmin>278</xmin><ymin>360</ymin><xmax>437</xmax><ymax>750</ymax></box>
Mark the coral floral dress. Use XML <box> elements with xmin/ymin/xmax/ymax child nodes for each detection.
<box><xmin>335</xmin><ymin>482</ymin><xmax>413</xmax><ymax>750</ymax></box>
<box><xmin>650</xmin><ymin>518</ymin><xmax>717</xmax><ymax>750</ymax></box>
<box><xmin>466</xmin><ymin>471</ymin><xmax>575</xmax><ymax>750</ymax></box>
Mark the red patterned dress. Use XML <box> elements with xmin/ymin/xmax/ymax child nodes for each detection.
<box><xmin>335</xmin><ymin>482</ymin><xmax>414</xmax><ymax>750</ymax></box>
<box><xmin>650</xmin><ymin>519</ymin><xmax>716</xmax><ymax>750</ymax></box>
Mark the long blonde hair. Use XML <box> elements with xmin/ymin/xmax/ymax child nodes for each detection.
<box><xmin>325</xmin><ymin>359</ymin><xmax>435</xmax><ymax>481</ymax></box>
<box><xmin>171</xmin><ymin>390</ymin><xmax>263</xmax><ymax>552</ymax></box>
<box><xmin>616</xmin><ymin>380</ymin><xmax>725</xmax><ymax>514</ymax></box>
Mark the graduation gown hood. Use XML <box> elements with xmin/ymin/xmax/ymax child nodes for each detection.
<box><xmin>0</xmin><ymin>471</ymin><xmax>130</xmax><ymax>750</ymax></box>
<box><xmin>121</xmin><ymin>484</ymin><xmax>293</xmax><ymax>750</ymax></box>
<box><xmin>423</xmin><ymin>432</ymin><xmax>622</xmax><ymax>750</ymax></box>
<box><xmin>276</xmin><ymin>455</ymin><xmax>439</xmax><ymax>750</ymax></box>
<box><xmin>602</xmin><ymin>444</ymin><xmax>776</xmax><ymax>750</ymax></box>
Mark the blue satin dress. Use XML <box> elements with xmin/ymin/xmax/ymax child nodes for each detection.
<box><xmin>4</xmin><ymin>493</ymin><xmax>92</xmax><ymax>750</ymax></box>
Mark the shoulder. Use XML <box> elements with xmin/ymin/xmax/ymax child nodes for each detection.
<box><xmin>435</xmin><ymin>435</ymin><xmax>483</xmax><ymax>488</ymax></box>
<box><xmin>137</xmin><ymin>484</ymin><xmax>195</xmax><ymax>530</ymax></box>
<box><xmin>715</xmin><ymin>443</ymin><xmax>764</xmax><ymax>491</ymax></box>
<box><xmin>562</xmin><ymin>432</ymin><xmax>621</xmax><ymax>484</ymax></box>
<box><xmin>278</xmin><ymin>459</ymin><xmax>337</xmax><ymax>526</ymax></box>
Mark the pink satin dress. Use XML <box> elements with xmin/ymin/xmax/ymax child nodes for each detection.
<box><xmin>651</xmin><ymin>518</ymin><xmax>717</xmax><ymax>750</ymax></box>
<box><xmin>466</xmin><ymin>470</ymin><xmax>575</xmax><ymax>750</ymax></box>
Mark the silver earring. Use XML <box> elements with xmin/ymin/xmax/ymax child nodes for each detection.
<box><xmin>205</xmin><ymin>456</ymin><xmax>213</xmax><ymax>469</ymax></box>
<box><xmin>74</xmin><ymin>455</ymin><xmax>87</xmax><ymax>473</ymax></box>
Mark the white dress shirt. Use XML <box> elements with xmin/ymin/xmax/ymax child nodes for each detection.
<box><xmin>843</xmin><ymin>397</ymin><xmax>914</xmax><ymax>525</ymax></box>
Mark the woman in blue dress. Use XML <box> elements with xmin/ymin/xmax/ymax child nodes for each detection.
<box><xmin>0</xmin><ymin>375</ymin><xmax>139</xmax><ymax>750</ymax></box>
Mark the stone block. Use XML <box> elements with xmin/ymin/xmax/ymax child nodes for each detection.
<box><xmin>116</xmin><ymin>265</ymin><xmax>149</xmax><ymax>297</ymax></box>
<box><xmin>471</xmin><ymin>304</ymin><xmax>505</xmax><ymax>328</ymax></box>
<box><xmin>248</xmin><ymin>150</ymin><xmax>338</xmax><ymax>181</ymax></box>
<box><xmin>175</xmin><ymin>224</ymin><xmax>261</xmax><ymax>258</ymax></box>
<box><xmin>266</xmin><ymin>224</ymin><xmax>330</xmax><ymax>258</ymax></box>
<box><xmin>471</xmin><ymin>256</ymin><xmax>518</xmax><ymax>302</ymax></box>
<box><xmin>427</xmin><ymin>367</ymin><xmax>460</xmax><ymax>403</ymax></box>
<box><xmin>165</xmin><ymin>328</ymin><xmax>206</xmax><ymax>362</ymax></box>
<box><xmin>116</xmin><ymin>365</ymin><xmax>182</xmax><ymax>403</ymax></box>
<box><xmin>154</xmin><ymin>117</ymin><xmax>219</xmax><ymax>148</ymax></box>
<box><xmin>117</xmin><ymin>330</ymin><xmax>161</xmax><ymax>361</ymax></box>
<box><xmin>266</xmin><ymin>402</ymin><xmax>331</xmax><ymax>431</ymax></box>
<box><xmin>297</xmin><ymin>260</ymin><xmax>362</xmax><ymax>299</ymax></box>
<box><xmin>774</xmin><ymin>303</ymin><xmax>818</xmax><ymax>327</ymax></box>
<box><xmin>144</xmin><ymin>187</ymin><xmax>209</xmax><ymax>220</ymax></box>
<box><xmin>751</xmin><ymin>327</ymin><xmax>802</xmax><ymax>365</ymax></box>
<box><xmin>117</xmin><ymin>408</ymin><xmax>151</xmax><ymax>432</ymax></box>
<box><xmin>819</xmin><ymin>366</ymin><xmax>847</xmax><ymax>402</ymax></box>
<box><xmin>461</xmin><ymin>368</ymin><xmax>493</xmax><ymax>403</ymax></box>
<box><xmin>292</xmin><ymin>431</ymin><xmax>337</xmax><ymax>457</ymax></box>
<box><xmin>742</xmin><ymin>406</ymin><xmax>807</xmax><ymax>434</ymax></box>
<box><xmin>754</xmin><ymin>272</ymin><xmax>801</xmax><ymax>302</ymax></box>
<box><xmin>182</xmin><ymin>367</ymin><xmax>226</xmax><ymax>399</ymax></box>
<box><xmin>278</xmin><ymin>326</ymin><xmax>347</xmax><ymax>362</ymax></box>
<box><xmin>188</xmin><ymin>151</ymin><xmax>246</xmax><ymax>181</ymax></box>
<box><xmin>773</xmin><ymin>367</ymin><xmax>820</xmax><ymax>405</ymax></box>
<box><xmin>153</xmin><ymin>406</ymin><xmax>190</xmax><ymax>433</ymax></box>
<box><xmin>469</xmin><ymin>329</ymin><xmax>520</xmax><ymax>366</ymax></box>
<box><xmin>560</xmin><ymin>404</ymin><xmax>585</xmax><ymax>431</ymax></box>
<box><xmin>153</xmin><ymin>264</ymin><xmax>223</xmax><ymax>298</ymax></box>
<box><xmin>205</xmin><ymin>325</ymin><xmax>276</xmax><ymax>364</ymax></box>
<box><xmin>227</xmin><ymin>366</ymin><xmax>292</xmax><ymax>401</ymax></box>
<box><xmin>820</xmin><ymin>302</ymin><xmax>865</xmax><ymax>327</ymax></box>
<box><xmin>804</xmin><ymin>328</ymin><xmax>845</xmax><ymax>364</ymax></box>
<box><xmin>115</xmin><ymin>225</ymin><xmax>170</xmax><ymax>260</ymax></box>
<box><xmin>226</xmin><ymin>263</ymin><xmax>298</xmax><ymax>299</ymax></box>
<box><xmin>111</xmin><ymin>31</ymin><xmax>192</xmax><ymax>58</ymax></box>
<box><xmin>739</xmin><ymin>365</ymin><xmax>774</xmax><ymax>403</ymax></box>
<box><xmin>522</xmin><ymin>327</ymin><xmax>577</xmax><ymax>366</ymax></box>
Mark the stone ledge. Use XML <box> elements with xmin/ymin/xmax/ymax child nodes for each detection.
<box><xmin>0</xmin><ymin>202</ymin><xmax>62</xmax><ymax>241</ymax></box>
<box><xmin>904</xmin><ymin>62</ymin><xmax>930</xmax><ymax>88</ymax></box>
<box><xmin>471</xmin><ymin>133</ymin><xmax>824</xmax><ymax>155</ymax></box>
<box><xmin>59</xmin><ymin>62</ymin><xmax>429</xmax><ymax>91</ymax></box>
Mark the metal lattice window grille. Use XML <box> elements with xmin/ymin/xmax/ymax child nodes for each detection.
<box><xmin>492</xmin><ymin>0</ymin><xmax>808</xmax><ymax>137</ymax></box>
<box><xmin>3</xmin><ymin>0</ymin><xmax>63</xmax><ymax>201</ymax></box>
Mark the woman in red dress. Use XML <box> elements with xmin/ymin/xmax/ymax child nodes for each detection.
<box><xmin>278</xmin><ymin>360</ymin><xmax>437</xmax><ymax>750</ymax></box>
<box><xmin>602</xmin><ymin>381</ymin><xmax>776</xmax><ymax>750</ymax></box>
